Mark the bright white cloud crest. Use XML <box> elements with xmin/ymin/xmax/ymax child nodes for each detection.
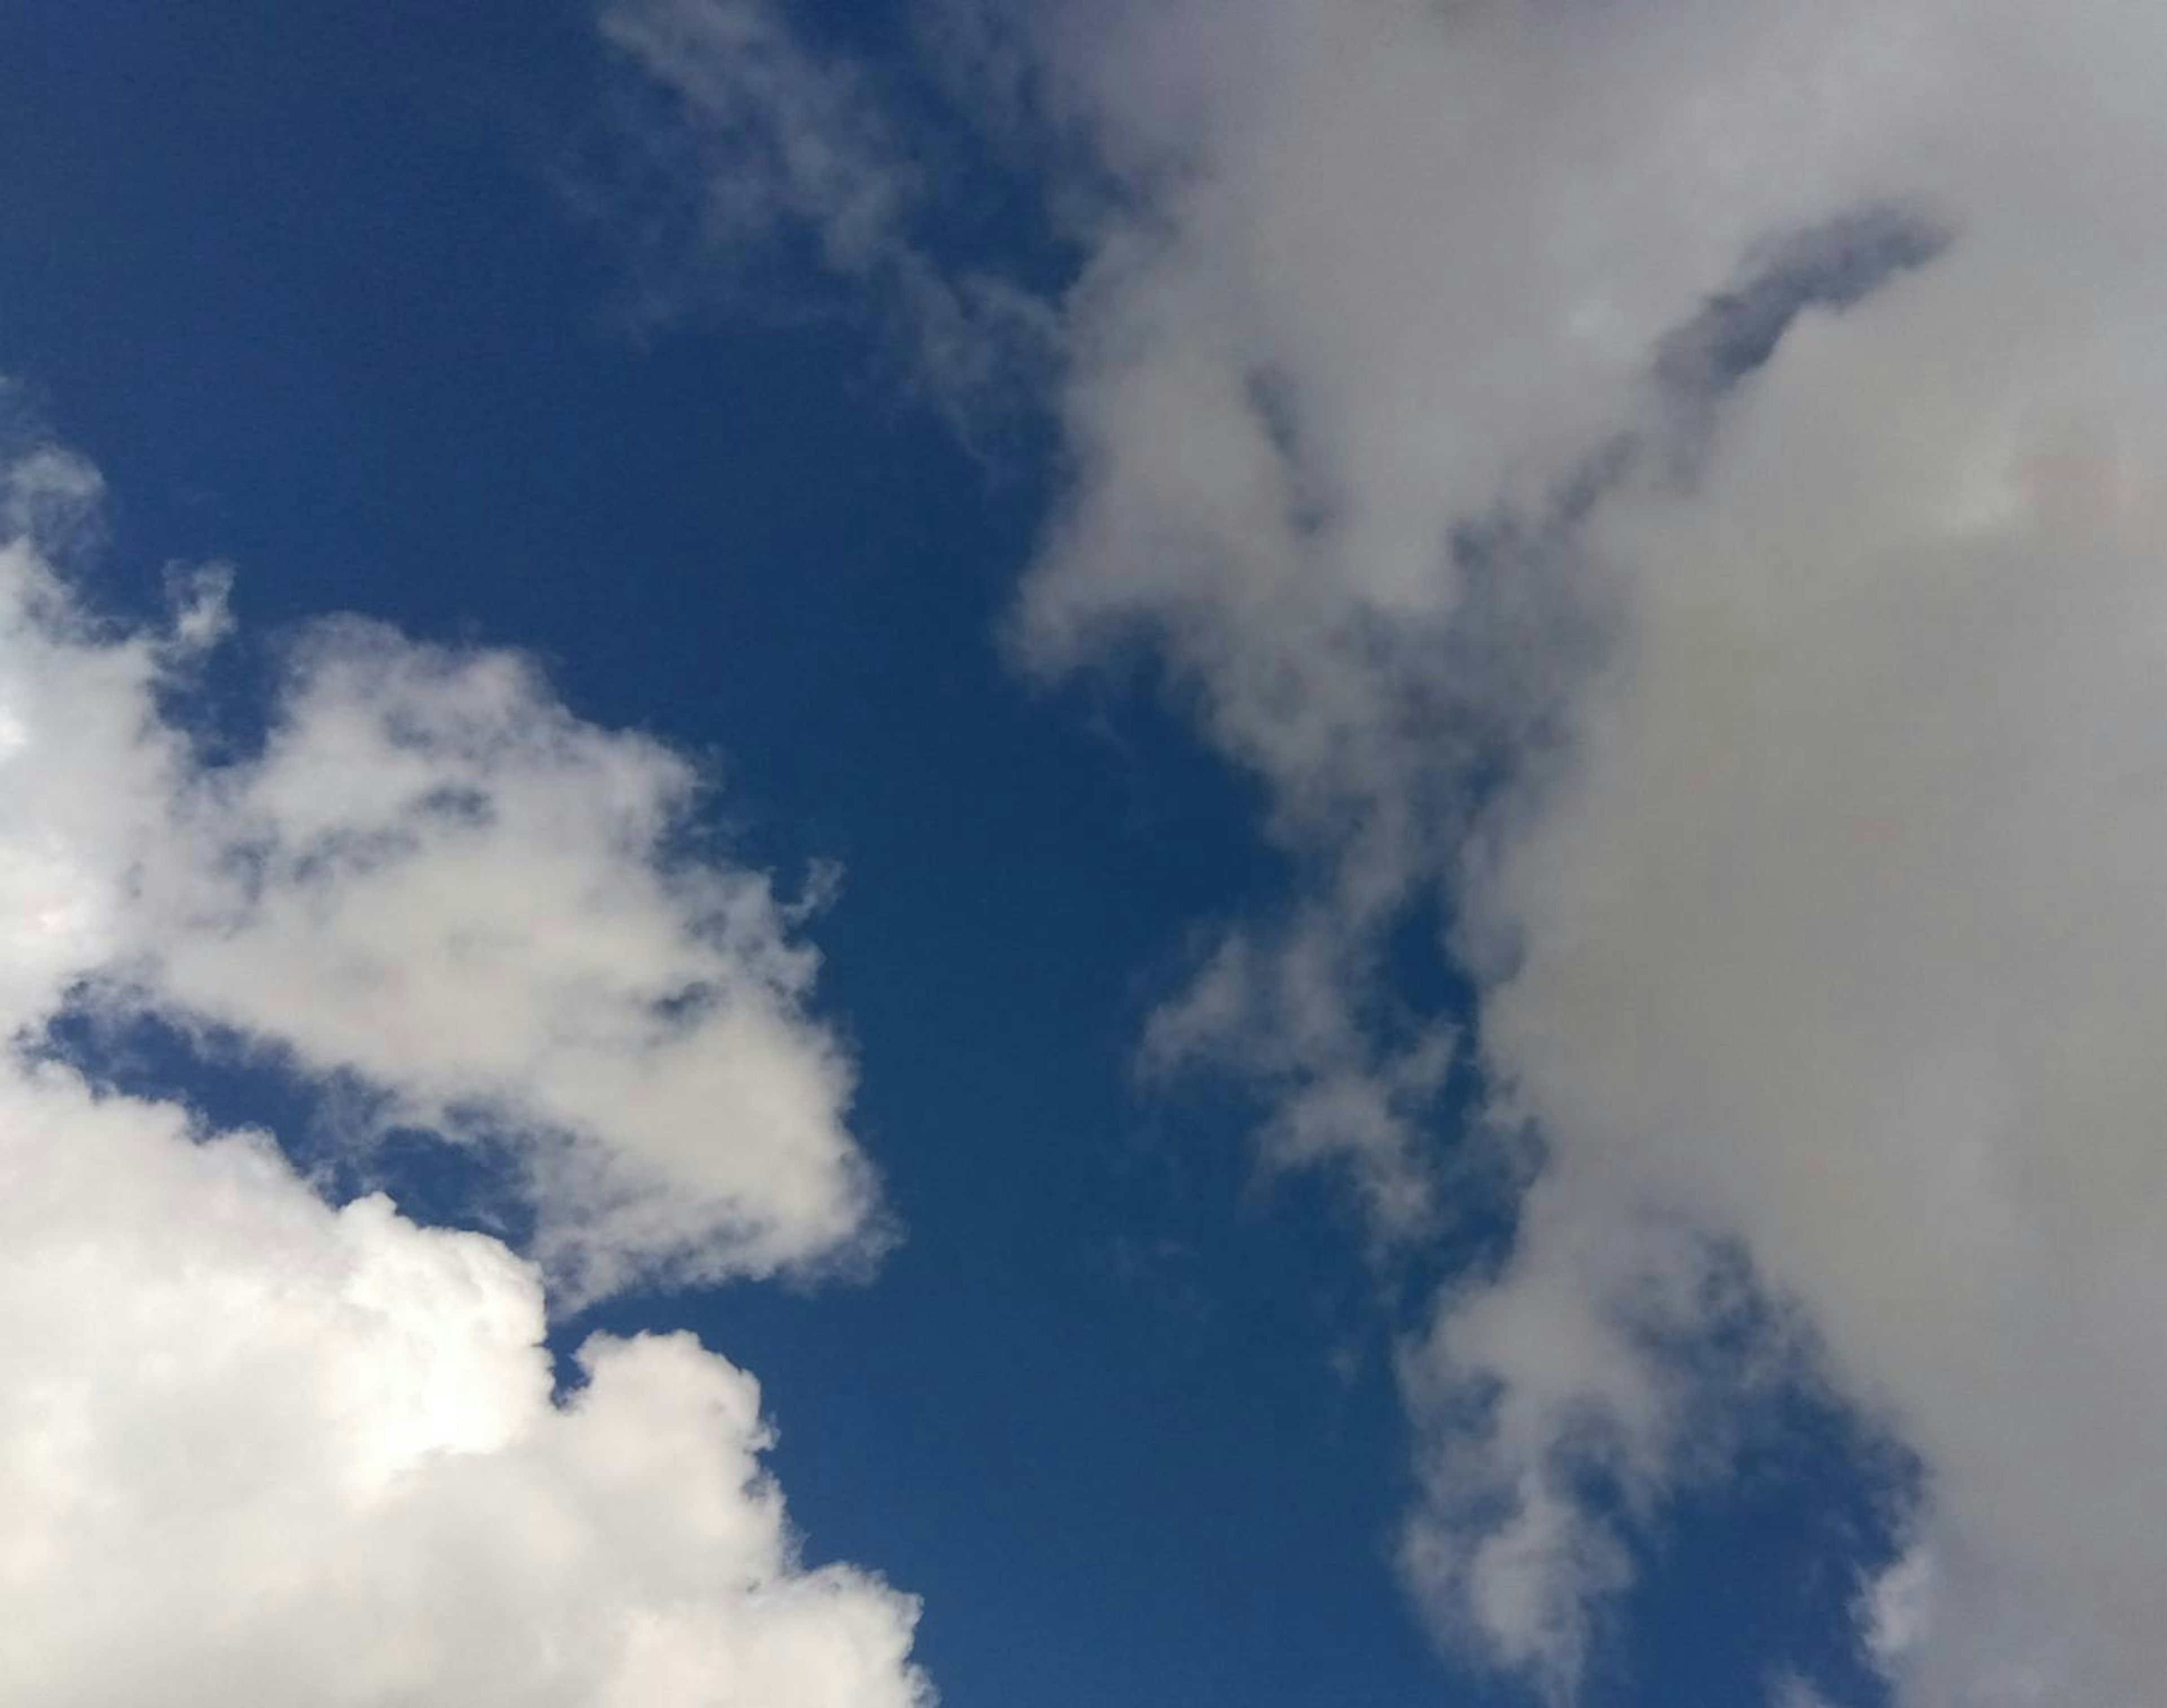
<box><xmin>613</xmin><ymin>1</ymin><xmax>2167</xmax><ymax>1702</ymax></box>
<box><xmin>0</xmin><ymin>445</ymin><xmax>925</xmax><ymax>1705</ymax></box>
<box><xmin>0</xmin><ymin>1057</ymin><xmax>924</xmax><ymax>1708</ymax></box>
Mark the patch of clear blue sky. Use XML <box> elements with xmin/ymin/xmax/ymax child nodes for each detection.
<box><xmin>0</xmin><ymin>5</ymin><xmax>1897</xmax><ymax>1703</ymax></box>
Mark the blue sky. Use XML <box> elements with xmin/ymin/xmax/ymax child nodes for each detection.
<box><xmin>2</xmin><ymin>6</ymin><xmax>2162</xmax><ymax>1708</ymax></box>
<box><xmin>0</xmin><ymin>12</ymin><xmax>1472</xmax><ymax>1702</ymax></box>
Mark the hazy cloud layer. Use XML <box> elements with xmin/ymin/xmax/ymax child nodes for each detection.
<box><xmin>0</xmin><ymin>436</ymin><xmax>926</xmax><ymax>1703</ymax></box>
<box><xmin>607</xmin><ymin>2</ymin><xmax>2167</xmax><ymax>1701</ymax></box>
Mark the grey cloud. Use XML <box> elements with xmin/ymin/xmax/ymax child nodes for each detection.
<box><xmin>1655</xmin><ymin>206</ymin><xmax>1953</xmax><ymax>405</ymax></box>
<box><xmin>605</xmin><ymin>2</ymin><xmax>2167</xmax><ymax>1701</ymax></box>
<box><xmin>999</xmin><ymin>4</ymin><xmax>2167</xmax><ymax>1702</ymax></box>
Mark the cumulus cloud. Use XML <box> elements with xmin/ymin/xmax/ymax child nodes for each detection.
<box><xmin>145</xmin><ymin>621</ymin><xmax>885</xmax><ymax>1300</ymax></box>
<box><xmin>635</xmin><ymin>0</ymin><xmax>2167</xmax><ymax>1700</ymax></box>
<box><xmin>0</xmin><ymin>458</ymin><xmax>885</xmax><ymax>1301</ymax></box>
<box><xmin>0</xmin><ymin>431</ymin><xmax>926</xmax><ymax>1703</ymax></box>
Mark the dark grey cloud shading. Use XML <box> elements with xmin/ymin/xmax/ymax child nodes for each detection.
<box><xmin>1655</xmin><ymin>206</ymin><xmax>1951</xmax><ymax>401</ymax></box>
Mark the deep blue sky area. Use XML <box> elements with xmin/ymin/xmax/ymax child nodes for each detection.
<box><xmin>0</xmin><ymin>8</ymin><xmax>1887</xmax><ymax>1706</ymax></box>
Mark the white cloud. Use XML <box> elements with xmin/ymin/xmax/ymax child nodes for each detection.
<box><xmin>0</xmin><ymin>1057</ymin><xmax>925</xmax><ymax>1708</ymax></box>
<box><xmin>0</xmin><ymin>511</ymin><xmax>189</xmax><ymax>1039</ymax></box>
<box><xmin>1865</xmin><ymin>1547</ymin><xmax>1937</xmax><ymax>1674</ymax></box>
<box><xmin>144</xmin><ymin>619</ymin><xmax>885</xmax><ymax>1301</ymax></box>
<box><xmin>1772</xmin><ymin>1677</ymin><xmax>1843</xmax><ymax>1708</ymax></box>
<box><xmin>0</xmin><ymin>472</ymin><xmax>885</xmax><ymax>1302</ymax></box>
<box><xmin>1397</xmin><ymin>1170</ymin><xmax>1802</xmax><ymax>1702</ymax></box>
<box><xmin>0</xmin><ymin>433</ymin><xmax>927</xmax><ymax>1703</ymax></box>
<box><xmin>769</xmin><ymin>1</ymin><xmax>2167</xmax><ymax>1701</ymax></box>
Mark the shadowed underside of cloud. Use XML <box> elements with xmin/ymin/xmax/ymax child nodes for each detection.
<box><xmin>0</xmin><ymin>438</ymin><xmax>927</xmax><ymax>1705</ymax></box>
<box><xmin>606</xmin><ymin>2</ymin><xmax>2167</xmax><ymax>1702</ymax></box>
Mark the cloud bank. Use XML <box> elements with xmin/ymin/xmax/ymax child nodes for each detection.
<box><xmin>606</xmin><ymin>2</ymin><xmax>2167</xmax><ymax>1702</ymax></box>
<box><xmin>1008</xmin><ymin>6</ymin><xmax>2167</xmax><ymax>1702</ymax></box>
<box><xmin>0</xmin><ymin>432</ymin><xmax>926</xmax><ymax>1704</ymax></box>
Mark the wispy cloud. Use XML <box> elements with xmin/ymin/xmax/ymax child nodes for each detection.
<box><xmin>590</xmin><ymin>0</ymin><xmax>1056</xmax><ymax>424</ymax></box>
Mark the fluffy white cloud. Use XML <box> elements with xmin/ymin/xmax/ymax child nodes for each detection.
<box><xmin>145</xmin><ymin>621</ymin><xmax>884</xmax><ymax>1300</ymax></box>
<box><xmin>0</xmin><ymin>432</ymin><xmax>927</xmax><ymax>1705</ymax></box>
<box><xmin>0</xmin><ymin>463</ymin><xmax>884</xmax><ymax>1301</ymax></box>
<box><xmin>0</xmin><ymin>464</ymin><xmax>199</xmax><ymax>1039</ymax></box>
<box><xmin>0</xmin><ymin>1057</ymin><xmax>925</xmax><ymax>1708</ymax></box>
<box><xmin>688</xmin><ymin>1</ymin><xmax>2167</xmax><ymax>1701</ymax></box>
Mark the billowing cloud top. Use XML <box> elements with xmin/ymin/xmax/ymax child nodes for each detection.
<box><xmin>0</xmin><ymin>1061</ymin><xmax>924</xmax><ymax>1707</ymax></box>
